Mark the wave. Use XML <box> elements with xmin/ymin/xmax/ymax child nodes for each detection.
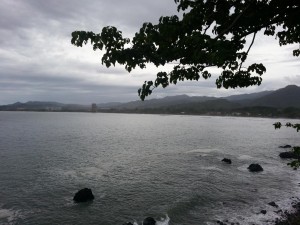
<box><xmin>210</xmin><ymin>196</ymin><xmax>300</xmax><ymax>225</ymax></box>
<box><xmin>138</xmin><ymin>196</ymin><xmax>300</xmax><ymax>225</ymax></box>
<box><xmin>0</xmin><ymin>207</ymin><xmax>22</xmax><ymax>225</ymax></box>
<box><xmin>238</xmin><ymin>155</ymin><xmax>254</xmax><ymax>160</ymax></box>
<box><xmin>185</xmin><ymin>148</ymin><xmax>219</xmax><ymax>154</ymax></box>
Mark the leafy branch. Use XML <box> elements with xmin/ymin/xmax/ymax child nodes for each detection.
<box><xmin>71</xmin><ymin>1</ymin><xmax>299</xmax><ymax>101</ymax></box>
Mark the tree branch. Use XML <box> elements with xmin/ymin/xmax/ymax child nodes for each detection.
<box><xmin>216</xmin><ymin>1</ymin><xmax>253</xmax><ymax>39</ymax></box>
<box><xmin>239</xmin><ymin>31</ymin><xmax>257</xmax><ymax>71</ymax></box>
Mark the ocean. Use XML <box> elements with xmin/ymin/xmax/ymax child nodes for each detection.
<box><xmin>0</xmin><ymin>112</ymin><xmax>299</xmax><ymax>225</ymax></box>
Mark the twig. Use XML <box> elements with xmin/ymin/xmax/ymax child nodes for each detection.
<box><xmin>239</xmin><ymin>31</ymin><xmax>257</xmax><ymax>71</ymax></box>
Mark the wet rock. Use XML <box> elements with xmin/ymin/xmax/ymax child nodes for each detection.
<box><xmin>222</xmin><ymin>158</ymin><xmax>232</xmax><ymax>164</ymax></box>
<box><xmin>279</xmin><ymin>145</ymin><xmax>292</xmax><ymax>148</ymax></box>
<box><xmin>279</xmin><ymin>151</ymin><xmax>298</xmax><ymax>159</ymax></box>
<box><xmin>268</xmin><ymin>201</ymin><xmax>279</xmax><ymax>208</ymax></box>
<box><xmin>143</xmin><ymin>217</ymin><xmax>156</xmax><ymax>225</ymax></box>
<box><xmin>122</xmin><ymin>222</ymin><xmax>134</xmax><ymax>225</ymax></box>
<box><xmin>216</xmin><ymin>220</ymin><xmax>226</xmax><ymax>225</ymax></box>
<box><xmin>73</xmin><ymin>188</ymin><xmax>94</xmax><ymax>203</ymax></box>
<box><xmin>275</xmin><ymin>209</ymin><xmax>283</xmax><ymax>214</ymax></box>
<box><xmin>261</xmin><ymin>210</ymin><xmax>267</xmax><ymax>214</ymax></box>
<box><xmin>248</xmin><ymin>164</ymin><xmax>263</xmax><ymax>172</ymax></box>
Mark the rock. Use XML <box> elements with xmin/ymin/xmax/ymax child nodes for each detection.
<box><xmin>275</xmin><ymin>209</ymin><xmax>283</xmax><ymax>214</ymax></box>
<box><xmin>73</xmin><ymin>188</ymin><xmax>94</xmax><ymax>203</ymax></box>
<box><xmin>261</xmin><ymin>210</ymin><xmax>267</xmax><ymax>214</ymax></box>
<box><xmin>122</xmin><ymin>223</ymin><xmax>134</xmax><ymax>225</ymax></box>
<box><xmin>143</xmin><ymin>217</ymin><xmax>156</xmax><ymax>225</ymax></box>
<box><xmin>279</xmin><ymin>145</ymin><xmax>292</xmax><ymax>148</ymax></box>
<box><xmin>248</xmin><ymin>164</ymin><xmax>263</xmax><ymax>172</ymax></box>
<box><xmin>279</xmin><ymin>151</ymin><xmax>298</xmax><ymax>159</ymax></box>
<box><xmin>268</xmin><ymin>201</ymin><xmax>279</xmax><ymax>208</ymax></box>
<box><xmin>222</xmin><ymin>158</ymin><xmax>232</xmax><ymax>164</ymax></box>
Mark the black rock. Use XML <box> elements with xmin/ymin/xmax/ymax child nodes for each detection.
<box><xmin>73</xmin><ymin>188</ymin><xmax>94</xmax><ymax>203</ymax></box>
<box><xmin>143</xmin><ymin>217</ymin><xmax>156</xmax><ymax>225</ymax></box>
<box><xmin>275</xmin><ymin>209</ymin><xmax>283</xmax><ymax>214</ymax></box>
<box><xmin>279</xmin><ymin>151</ymin><xmax>298</xmax><ymax>159</ymax></box>
<box><xmin>268</xmin><ymin>201</ymin><xmax>279</xmax><ymax>208</ymax></box>
<box><xmin>248</xmin><ymin>164</ymin><xmax>263</xmax><ymax>172</ymax></box>
<box><xmin>222</xmin><ymin>158</ymin><xmax>232</xmax><ymax>164</ymax></box>
<box><xmin>261</xmin><ymin>210</ymin><xmax>267</xmax><ymax>214</ymax></box>
<box><xmin>279</xmin><ymin>145</ymin><xmax>292</xmax><ymax>148</ymax></box>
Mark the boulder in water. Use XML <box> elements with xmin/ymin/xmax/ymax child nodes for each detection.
<box><xmin>73</xmin><ymin>188</ymin><xmax>94</xmax><ymax>203</ymax></box>
<box><xmin>268</xmin><ymin>201</ymin><xmax>279</xmax><ymax>208</ymax></box>
<box><xmin>221</xmin><ymin>158</ymin><xmax>232</xmax><ymax>164</ymax></box>
<box><xmin>279</xmin><ymin>145</ymin><xmax>292</xmax><ymax>148</ymax></box>
<box><xmin>248</xmin><ymin>164</ymin><xmax>263</xmax><ymax>172</ymax></box>
<box><xmin>143</xmin><ymin>217</ymin><xmax>156</xmax><ymax>225</ymax></box>
<box><xmin>261</xmin><ymin>210</ymin><xmax>267</xmax><ymax>214</ymax></box>
<box><xmin>279</xmin><ymin>151</ymin><xmax>298</xmax><ymax>159</ymax></box>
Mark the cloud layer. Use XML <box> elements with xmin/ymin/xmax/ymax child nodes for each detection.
<box><xmin>0</xmin><ymin>0</ymin><xmax>299</xmax><ymax>104</ymax></box>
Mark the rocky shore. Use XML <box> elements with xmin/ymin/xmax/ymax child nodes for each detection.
<box><xmin>275</xmin><ymin>201</ymin><xmax>300</xmax><ymax>225</ymax></box>
<box><xmin>215</xmin><ymin>197</ymin><xmax>300</xmax><ymax>225</ymax></box>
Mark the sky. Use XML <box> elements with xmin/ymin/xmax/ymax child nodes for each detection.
<box><xmin>0</xmin><ymin>0</ymin><xmax>299</xmax><ymax>105</ymax></box>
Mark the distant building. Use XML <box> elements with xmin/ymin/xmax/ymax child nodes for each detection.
<box><xmin>91</xmin><ymin>103</ymin><xmax>97</xmax><ymax>112</ymax></box>
<box><xmin>45</xmin><ymin>107</ymin><xmax>62</xmax><ymax>111</ymax></box>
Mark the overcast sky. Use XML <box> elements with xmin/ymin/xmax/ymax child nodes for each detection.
<box><xmin>1</xmin><ymin>0</ymin><xmax>299</xmax><ymax>105</ymax></box>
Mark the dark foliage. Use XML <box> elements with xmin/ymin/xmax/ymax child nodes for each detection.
<box><xmin>71</xmin><ymin>0</ymin><xmax>299</xmax><ymax>100</ymax></box>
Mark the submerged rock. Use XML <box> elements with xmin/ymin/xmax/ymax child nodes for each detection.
<box><xmin>221</xmin><ymin>158</ymin><xmax>232</xmax><ymax>164</ymax></box>
<box><xmin>73</xmin><ymin>188</ymin><xmax>94</xmax><ymax>203</ymax></box>
<box><xmin>268</xmin><ymin>201</ymin><xmax>279</xmax><ymax>208</ymax></box>
<box><xmin>248</xmin><ymin>164</ymin><xmax>263</xmax><ymax>172</ymax></box>
<box><xmin>143</xmin><ymin>217</ymin><xmax>156</xmax><ymax>225</ymax></box>
<box><xmin>279</xmin><ymin>151</ymin><xmax>298</xmax><ymax>159</ymax></box>
<box><xmin>261</xmin><ymin>210</ymin><xmax>267</xmax><ymax>214</ymax></box>
<box><xmin>279</xmin><ymin>145</ymin><xmax>292</xmax><ymax>148</ymax></box>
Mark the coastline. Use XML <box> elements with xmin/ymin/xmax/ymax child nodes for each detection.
<box><xmin>275</xmin><ymin>201</ymin><xmax>300</xmax><ymax>225</ymax></box>
<box><xmin>214</xmin><ymin>196</ymin><xmax>300</xmax><ymax>225</ymax></box>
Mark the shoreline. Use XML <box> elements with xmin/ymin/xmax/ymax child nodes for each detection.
<box><xmin>275</xmin><ymin>201</ymin><xmax>300</xmax><ymax>225</ymax></box>
<box><xmin>214</xmin><ymin>196</ymin><xmax>300</xmax><ymax>225</ymax></box>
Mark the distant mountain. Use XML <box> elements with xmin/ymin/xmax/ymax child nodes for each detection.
<box><xmin>96</xmin><ymin>85</ymin><xmax>300</xmax><ymax>117</ymax></box>
<box><xmin>224</xmin><ymin>90</ymin><xmax>274</xmax><ymax>102</ymax></box>
<box><xmin>0</xmin><ymin>101</ymin><xmax>89</xmax><ymax>111</ymax></box>
<box><xmin>248</xmin><ymin>85</ymin><xmax>300</xmax><ymax>108</ymax></box>
<box><xmin>1</xmin><ymin>85</ymin><xmax>299</xmax><ymax>118</ymax></box>
<box><xmin>98</xmin><ymin>95</ymin><xmax>217</xmax><ymax>110</ymax></box>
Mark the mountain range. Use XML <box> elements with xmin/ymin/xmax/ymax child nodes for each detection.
<box><xmin>1</xmin><ymin>85</ymin><xmax>300</xmax><ymax>118</ymax></box>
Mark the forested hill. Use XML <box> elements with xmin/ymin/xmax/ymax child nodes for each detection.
<box><xmin>98</xmin><ymin>85</ymin><xmax>300</xmax><ymax>117</ymax></box>
<box><xmin>247</xmin><ymin>85</ymin><xmax>300</xmax><ymax>108</ymax></box>
<box><xmin>1</xmin><ymin>85</ymin><xmax>300</xmax><ymax>117</ymax></box>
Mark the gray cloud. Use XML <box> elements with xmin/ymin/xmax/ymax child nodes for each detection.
<box><xmin>0</xmin><ymin>0</ymin><xmax>299</xmax><ymax>105</ymax></box>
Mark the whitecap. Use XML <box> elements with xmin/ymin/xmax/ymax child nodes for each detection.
<box><xmin>0</xmin><ymin>208</ymin><xmax>21</xmax><ymax>224</ymax></box>
<box><xmin>0</xmin><ymin>209</ymin><xmax>13</xmax><ymax>219</ymax></box>
<box><xmin>185</xmin><ymin>148</ymin><xmax>219</xmax><ymax>154</ymax></box>
<box><xmin>200</xmin><ymin>166</ymin><xmax>223</xmax><ymax>172</ymax></box>
<box><xmin>156</xmin><ymin>214</ymin><xmax>170</xmax><ymax>225</ymax></box>
<box><xmin>238</xmin><ymin>155</ymin><xmax>253</xmax><ymax>160</ymax></box>
<box><xmin>214</xmin><ymin>195</ymin><xmax>300</xmax><ymax>225</ymax></box>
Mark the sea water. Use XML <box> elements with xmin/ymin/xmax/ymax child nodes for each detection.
<box><xmin>0</xmin><ymin>112</ymin><xmax>299</xmax><ymax>225</ymax></box>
